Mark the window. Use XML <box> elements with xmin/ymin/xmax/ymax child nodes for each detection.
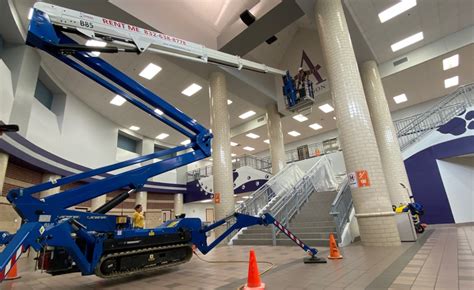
<box><xmin>155</xmin><ymin>145</ymin><xmax>175</xmax><ymax>160</ymax></box>
<box><xmin>117</xmin><ymin>133</ymin><xmax>138</xmax><ymax>152</ymax></box>
<box><xmin>34</xmin><ymin>80</ymin><xmax>54</xmax><ymax>109</ymax></box>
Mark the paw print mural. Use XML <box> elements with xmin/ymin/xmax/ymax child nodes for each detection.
<box><xmin>437</xmin><ymin>110</ymin><xmax>474</xmax><ymax>136</ymax></box>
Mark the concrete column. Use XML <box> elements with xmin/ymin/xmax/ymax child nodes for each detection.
<box><xmin>209</xmin><ymin>71</ymin><xmax>235</xmax><ymax>238</ymax></box>
<box><xmin>1</xmin><ymin>45</ymin><xmax>40</xmax><ymax>134</ymax></box>
<box><xmin>39</xmin><ymin>173</ymin><xmax>61</xmax><ymax>198</ymax></box>
<box><xmin>0</xmin><ymin>152</ymin><xmax>9</xmax><ymax>194</ymax></box>
<box><xmin>315</xmin><ymin>0</ymin><xmax>400</xmax><ymax>246</ymax></box>
<box><xmin>266</xmin><ymin>103</ymin><xmax>286</xmax><ymax>174</ymax></box>
<box><xmin>361</xmin><ymin>60</ymin><xmax>411</xmax><ymax>206</ymax></box>
<box><xmin>91</xmin><ymin>195</ymin><xmax>107</xmax><ymax>212</ymax></box>
<box><xmin>174</xmin><ymin>193</ymin><xmax>184</xmax><ymax>216</ymax></box>
<box><xmin>135</xmin><ymin>191</ymin><xmax>148</xmax><ymax>212</ymax></box>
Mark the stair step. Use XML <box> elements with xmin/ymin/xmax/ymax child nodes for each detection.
<box><xmin>289</xmin><ymin>221</ymin><xmax>335</xmax><ymax>227</ymax></box>
<box><xmin>243</xmin><ymin>226</ymin><xmax>336</xmax><ymax>234</ymax></box>
<box><xmin>233</xmin><ymin>238</ymin><xmax>330</xmax><ymax>247</ymax></box>
<box><xmin>238</xmin><ymin>232</ymin><xmax>336</xmax><ymax>239</ymax></box>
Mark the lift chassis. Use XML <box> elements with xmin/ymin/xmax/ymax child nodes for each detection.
<box><xmin>0</xmin><ymin>3</ymin><xmax>323</xmax><ymax>282</ymax></box>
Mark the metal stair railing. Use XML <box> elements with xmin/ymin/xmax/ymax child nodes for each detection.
<box><xmin>395</xmin><ymin>83</ymin><xmax>474</xmax><ymax>151</ymax></box>
<box><xmin>187</xmin><ymin>154</ymin><xmax>272</xmax><ymax>182</ymax></box>
<box><xmin>235</xmin><ymin>163</ymin><xmax>304</xmax><ymax>216</ymax></box>
<box><xmin>329</xmin><ymin>177</ymin><xmax>352</xmax><ymax>243</ymax></box>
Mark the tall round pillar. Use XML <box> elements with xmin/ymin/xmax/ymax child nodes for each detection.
<box><xmin>0</xmin><ymin>152</ymin><xmax>9</xmax><ymax>194</ymax></box>
<box><xmin>361</xmin><ymin>60</ymin><xmax>411</xmax><ymax>205</ymax></box>
<box><xmin>174</xmin><ymin>193</ymin><xmax>184</xmax><ymax>216</ymax></box>
<box><xmin>209</xmin><ymin>71</ymin><xmax>235</xmax><ymax>238</ymax></box>
<box><xmin>266</xmin><ymin>103</ymin><xmax>286</xmax><ymax>174</ymax></box>
<box><xmin>135</xmin><ymin>191</ymin><xmax>148</xmax><ymax>212</ymax></box>
<box><xmin>39</xmin><ymin>173</ymin><xmax>61</xmax><ymax>198</ymax></box>
<box><xmin>315</xmin><ymin>0</ymin><xmax>400</xmax><ymax>246</ymax></box>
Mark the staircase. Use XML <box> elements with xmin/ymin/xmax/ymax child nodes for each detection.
<box><xmin>234</xmin><ymin>191</ymin><xmax>337</xmax><ymax>247</ymax></box>
<box><xmin>232</xmin><ymin>155</ymin><xmax>339</xmax><ymax>247</ymax></box>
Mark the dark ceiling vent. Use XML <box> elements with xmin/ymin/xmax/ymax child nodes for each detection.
<box><xmin>393</xmin><ymin>57</ymin><xmax>408</xmax><ymax>66</ymax></box>
<box><xmin>240</xmin><ymin>10</ymin><xmax>256</xmax><ymax>26</ymax></box>
<box><xmin>257</xmin><ymin>116</ymin><xmax>265</xmax><ymax>122</ymax></box>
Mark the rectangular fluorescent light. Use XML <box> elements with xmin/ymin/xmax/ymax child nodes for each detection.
<box><xmin>230</xmin><ymin>142</ymin><xmax>239</xmax><ymax>147</ymax></box>
<box><xmin>243</xmin><ymin>146</ymin><xmax>255</xmax><ymax>151</ymax></box>
<box><xmin>154</xmin><ymin>109</ymin><xmax>164</xmax><ymax>115</ymax></box>
<box><xmin>444</xmin><ymin>76</ymin><xmax>459</xmax><ymax>88</ymax></box>
<box><xmin>181</xmin><ymin>139</ymin><xmax>191</xmax><ymax>145</ymax></box>
<box><xmin>318</xmin><ymin>104</ymin><xmax>334</xmax><ymax>113</ymax></box>
<box><xmin>227</xmin><ymin>99</ymin><xmax>233</xmax><ymax>105</ymax></box>
<box><xmin>231</xmin><ymin>153</ymin><xmax>237</xmax><ymax>157</ymax></box>
<box><xmin>110</xmin><ymin>95</ymin><xmax>126</xmax><ymax>106</ymax></box>
<box><xmin>246</xmin><ymin>133</ymin><xmax>260</xmax><ymax>139</ymax></box>
<box><xmin>129</xmin><ymin>126</ymin><xmax>140</xmax><ymax>131</ymax></box>
<box><xmin>378</xmin><ymin>0</ymin><xmax>417</xmax><ymax>23</ymax></box>
<box><xmin>181</xmin><ymin>83</ymin><xmax>202</xmax><ymax>96</ymax></box>
<box><xmin>309</xmin><ymin>123</ymin><xmax>323</xmax><ymax>130</ymax></box>
<box><xmin>443</xmin><ymin>54</ymin><xmax>459</xmax><ymax>71</ymax></box>
<box><xmin>156</xmin><ymin>133</ymin><xmax>169</xmax><ymax>140</ymax></box>
<box><xmin>239</xmin><ymin>110</ymin><xmax>256</xmax><ymax>119</ymax></box>
<box><xmin>292</xmin><ymin>114</ymin><xmax>308</xmax><ymax>122</ymax></box>
<box><xmin>264</xmin><ymin>139</ymin><xmax>270</xmax><ymax>144</ymax></box>
<box><xmin>28</xmin><ymin>8</ymin><xmax>34</xmax><ymax>20</ymax></box>
<box><xmin>139</xmin><ymin>63</ymin><xmax>162</xmax><ymax>80</ymax></box>
<box><xmin>391</xmin><ymin>32</ymin><xmax>423</xmax><ymax>52</ymax></box>
<box><xmin>288</xmin><ymin>131</ymin><xmax>301</xmax><ymax>137</ymax></box>
<box><xmin>393</xmin><ymin>93</ymin><xmax>408</xmax><ymax>104</ymax></box>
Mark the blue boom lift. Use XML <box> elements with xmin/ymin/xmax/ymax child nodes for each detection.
<box><xmin>0</xmin><ymin>3</ymin><xmax>324</xmax><ymax>281</ymax></box>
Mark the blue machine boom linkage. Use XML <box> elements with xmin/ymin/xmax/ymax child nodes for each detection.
<box><xmin>0</xmin><ymin>3</ymin><xmax>323</xmax><ymax>281</ymax></box>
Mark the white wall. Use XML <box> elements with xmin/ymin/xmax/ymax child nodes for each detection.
<box><xmin>183</xmin><ymin>202</ymin><xmax>213</xmax><ymax>221</ymax></box>
<box><xmin>437</xmin><ymin>156</ymin><xmax>474</xmax><ymax>224</ymax></box>
<box><xmin>0</xmin><ymin>61</ymin><xmax>14</xmax><ymax>122</ymax></box>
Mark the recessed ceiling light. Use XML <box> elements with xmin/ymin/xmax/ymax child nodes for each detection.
<box><xmin>28</xmin><ymin>8</ymin><xmax>34</xmax><ymax>20</ymax></box>
<box><xmin>129</xmin><ymin>126</ymin><xmax>140</xmax><ymax>131</ymax></box>
<box><xmin>443</xmin><ymin>54</ymin><xmax>459</xmax><ymax>71</ymax></box>
<box><xmin>181</xmin><ymin>139</ymin><xmax>191</xmax><ymax>145</ymax></box>
<box><xmin>230</xmin><ymin>142</ymin><xmax>239</xmax><ymax>147</ymax></box>
<box><xmin>391</xmin><ymin>32</ymin><xmax>424</xmax><ymax>52</ymax></box>
<box><xmin>227</xmin><ymin>99</ymin><xmax>233</xmax><ymax>105</ymax></box>
<box><xmin>139</xmin><ymin>63</ymin><xmax>162</xmax><ymax>80</ymax></box>
<box><xmin>288</xmin><ymin>131</ymin><xmax>301</xmax><ymax>137</ymax></box>
<box><xmin>333</xmin><ymin>116</ymin><xmax>337</xmax><ymax>120</ymax></box>
<box><xmin>378</xmin><ymin>0</ymin><xmax>417</xmax><ymax>23</ymax></box>
<box><xmin>444</xmin><ymin>76</ymin><xmax>459</xmax><ymax>88</ymax></box>
<box><xmin>85</xmin><ymin>40</ymin><xmax>107</xmax><ymax>57</ymax></box>
<box><xmin>243</xmin><ymin>146</ymin><xmax>255</xmax><ymax>151</ymax></box>
<box><xmin>309</xmin><ymin>123</ymin><xmax>323</xmax><ymax>130</ymax></box>
<box><xmin>239</xmin><ymin>110</ymin><xmax>256</xmax><ymax>119</ymax></box>
<box><xmin>264</xmin><ymin>139</ymin><xmax>270</xmax><ymax>144</ymax></box>
<box><xmin>181</xmin><ymin>83</ymin><xmax>202</xmax><ymax>96</ymax></box>
<box><xmin>246</xmin><ymin>133</ymin><xmax>260</xmax><ymax>139</ymax></box>
<box><xmin>232</xmin><ymin>159</ymin><xmax>237</xmax><ymax>163</ymax></box>
<box><xmin>156</xmin><ymin>133</ymin><xmax>169</xmax><ymax>140</ymax></box>
<box><xmin>318</xmin><ymin>104</ymin><xmax>334</xmax><ymax>113</ymax></box>
<box><xmin>292</xmin><ymin>114</ymin><xmax>308</xmax><ymax>122</ymax></box>
<box><xmin>110</xmin><ymin>95</ymin><xmax>126</xmax><ymax>106</ymax></box>
<box><xmin>154</xmin><ymin>109</ymin><xmax>164</xmax><ymax>115</ymax></box>
<box><xmin>393</xmin><ymin>93</ymin><xmax>408</xmax><ymax>104</ymax></box>
<box><xmin>231</xmin><ymin>153</ymin><xmax>236</xmax><ymax>157</ymax></box>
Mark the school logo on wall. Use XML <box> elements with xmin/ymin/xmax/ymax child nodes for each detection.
<box><xmin>300</xmin><ymin>50</ymin><xmax>329</xmax><ymax>97</ymax></box>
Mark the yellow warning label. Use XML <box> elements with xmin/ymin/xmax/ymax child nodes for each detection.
<box><xmin>167</xmin><ymin>221</ymin><xmax>179</xmax><ymax>228</ymax></box>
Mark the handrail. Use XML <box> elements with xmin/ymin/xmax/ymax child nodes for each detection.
<box><xmin>329</xmin><ymin>177</ymin><xmax>352</xmax><ymax>243</ymax></box>
<box><xmin>395</xmin><ymin>83</ymin><xmax>474</xmax><ymax>151</ymax></box>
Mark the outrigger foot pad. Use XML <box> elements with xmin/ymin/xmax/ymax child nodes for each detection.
<box><xmin>304</xmin><ymin>256</ymin><xmax>327</xmax><ymax>264</ymax></box>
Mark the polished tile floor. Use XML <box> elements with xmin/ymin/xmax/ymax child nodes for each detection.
<box><xmin>1</xmin><ymin>225</ymin><xmax>472</xmax><ymax>290</ymax></box>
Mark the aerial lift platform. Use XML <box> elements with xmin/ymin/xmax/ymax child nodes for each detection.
<box><xmin>0</xmin><ymin>3</ymin><xmax>324</xmax><ymax>281</ymax></box>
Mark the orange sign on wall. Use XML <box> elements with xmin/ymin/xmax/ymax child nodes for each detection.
<box><xmin>214</xmin><ymin>193</ymin><xmax>221</xmax><ymax>204</ymax></box>
<box><xmin>356</xmin><ymin>170</ymin><xmax>370</xmax><ymax>187</ymax></box>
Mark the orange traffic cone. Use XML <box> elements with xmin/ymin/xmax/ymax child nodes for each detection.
<box><xmin>327</xmin><ymin>233</ymin><xmax>343</xmax><ymax>259</ymax></box>
<box><xmin>244</xmin><ymin>249</ymin><xmax>265</xmax><ymax>290</ymax></box>
<box><xmin>5</xmin><ymin>262</ymin><xmax>21</xmax><ymax>280</ymax></box>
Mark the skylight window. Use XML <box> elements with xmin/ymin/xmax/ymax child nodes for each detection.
<box><xmin>288</xmin><ymin>131</ymin><xmax>301</xmax><ymax>137</ymax></box>
<box><xmin>181</xmin><ymin>83</ymin><xmax>202</xmax><ymax>96</ymax></box>
<box><xmin>309</xmin><ymin>123</ymin><xmax>323</xmax><ymax>130</ymax></box>
<box><xmin>318</xmin><ymin>104</ymin><xmax>334</xmax><ymax>113</ymax></box>
<box><xmin>110</xmin><ymin>95</ymin><xmax>126</xmax><ymax>106</ymax></box>
<box><xmin>378</xmin><ymin>0</ymin><xmax>417</xmax><ymax>23</ymax></box>
<box><xmin>391</xmin><ymin>32</ymin><xmax>424</xmax><ymax>52</ymax></box>
<box><xmin>444</xmin><ymin>76</ymin><xmax>459</xmax><ymax>88</ymax></box>
<box><xmin>292</xmin><ymin>114</ymin><xmax>308</xmax><ymax>122</ymax></box>
<box><xmin>442</xmin><ymin>54</ymin><xmax>459</xmax><ymax>71</ymax></box>
<box><xmin>139</xmin><ymin>63</ymin><xmax>162</xmax><ymax>80</ymax></box>
<box><xmin>393</xmin><ymin>94</ymin><xmax>408</xmax><ymax>104</ymax></box>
